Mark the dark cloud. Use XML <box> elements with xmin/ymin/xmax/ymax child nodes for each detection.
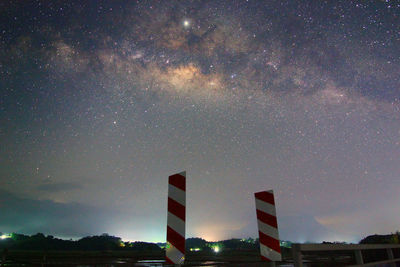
<box><xmin>279</xmin><ymin>214</ymin><xmax>343</xmax><ymax>243</ymax></box>
<box><xmin>36</xmin><ymin>182</ymin><xmax>82</xmax><ymax>192</ymax></box>
<box><xmin>0</xmin><ymin>190</ymin><xmax>115</xmax><ymax>237</ymax></box>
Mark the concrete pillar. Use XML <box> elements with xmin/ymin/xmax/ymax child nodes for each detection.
<box><xmin>354</xmin><ymin>249</ymin><xmax>363</xmax><ymax>265</ymax></box>
<box><xmin>292</xmin><ymin>244</ymin><xmax>303</xmax><ymax>267</ymax></box>
<box><xmin>386</xmin><ymin>248</ymin><xmax>396</xmax><ymax>267</ymax></box>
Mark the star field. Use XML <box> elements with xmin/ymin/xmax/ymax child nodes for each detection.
<box><xmin>1</xmin><ymin>0</ymin><xmax>400</xmax><ymax>242</ymax></box>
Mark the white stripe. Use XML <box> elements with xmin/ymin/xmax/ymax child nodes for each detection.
<box><xmin>260</xmin><ymin>243</ymin><xmax>282</xmax><ymax>261</ymax></box>
<box><xmin>166</xmin><ymin>242</ymin><xmax>185</xmax><ymax>264</ymax></box>
<box><xmin>168</xmin><ymin>184</ymin><xmax>186</xmax><ymax>206</ymax></box>
<box><xmin>257</xmin><ymin>220</ymin><xmax>279</xmax><ymax>240</ymax></box>
<box><xmin>255</xmin><ymin>198</ymin><xmax>276</xmax><ymax>216</ymax></box>
<box><xmin>167</xmin><ymin>212</ymin><xmax>185</xmax><ymax>237</ymax></box>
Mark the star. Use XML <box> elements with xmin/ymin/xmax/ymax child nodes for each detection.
<box><xmin>1</xmin><ymin>0</ymin><xmax>399</xmax><ymax>244</ymax></box>
<box><xmin>183</xmin><ymin>19</ymin><xmax>191</xmax><ymax>28</ymax></box>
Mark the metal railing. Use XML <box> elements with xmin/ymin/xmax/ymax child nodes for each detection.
<box><xmin>292</xmin><ymin>243</ymin><xmax>400</xmax><ymax>267</ymax></box>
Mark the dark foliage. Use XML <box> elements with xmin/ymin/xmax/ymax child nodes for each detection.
<box><xmin>186</xmin><ymin>237</ymin><xmax>207</xmax><ymax>249</ymax></box>
<box><xmin>0</xmin><ymin>232</ymin><xmax>161</xmax><ymax>252</ymax></box>
<box><xmin>359</xmin><ymin>232</ymin><xmax>400</xmax><ymax>244</ymax></box>
<box><xmin>221</xmin><ymin>238</ymin><xmax>258</xmax><ymax>250</ymax></box>
<box><xmin>77</xmin><ymin>234</ymin><xmax>122</xmax><ymax>250</ymax></box>
<box><xmin>128</xmin><ymin>242</ymin><xmax>161</xmax><ymax>251</ymax></box>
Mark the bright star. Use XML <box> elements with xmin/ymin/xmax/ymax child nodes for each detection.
<box><xmin>183</xmin><ymin>19</ymin><xmax>190</xmax><ymax>28</ymax></box>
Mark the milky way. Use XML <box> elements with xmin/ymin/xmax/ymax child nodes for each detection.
<box><xmin>1</xmin><ymin>0</ymin><xmax>400</xmax><ymax>242</ymax></box>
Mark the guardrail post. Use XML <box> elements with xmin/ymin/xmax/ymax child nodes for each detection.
<box><xmin>255</xmin><ymin>190</ymin><xmax>282</xmax><ymax>262</ymax></box>
<box><xmin>292</xmin><ymin>244</ymin><xmax>303</xmax><ymax>267</ymax></box>
<box><xmin>166</xmin><ymin>171</ymin><xmax>186</xmax><ymax>265</ymax></box>
<box><xmin>354</xmin><ymin>249</ymin><xmax>364</xmax><ymax>264</ymax></box>
<box><xmin>386</xmin><ymin>248</ymin><xmax>396</xmax><ymax>267</ymax></box>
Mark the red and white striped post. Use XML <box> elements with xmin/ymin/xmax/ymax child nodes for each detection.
<box><xmin>255</xmin><ymin>190</ymin><xmax>281</xmax><ymax>263</ymax></box>
<box><xmin>166</xmin><ymin>171</ymin><xmax>186</xmax><ymax>265</ymax></box>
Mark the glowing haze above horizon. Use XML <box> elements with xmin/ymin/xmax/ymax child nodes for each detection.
<box><xmin>1</xmin><ymin>0</ymin><xmax>399</xmax><ymax>243</ymax></box>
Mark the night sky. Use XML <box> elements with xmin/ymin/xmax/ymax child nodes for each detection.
<box><xmin>1</xmin><ymin>0</ymin><xmax>400</xmax><ymax>243</ymax></box>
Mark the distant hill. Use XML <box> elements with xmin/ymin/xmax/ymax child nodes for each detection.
<box><xmin>0</xmin><ymin>232</ymin><xmax>161</xmax><ymax>251</ymax></box>
<box><xmin>359</xmin><ymin>232</ymin><xmax>400</xmax><ymax>244</ymax></box>
<box><xmin>0</xmin><ymin>232</ymin><xmax>292</xmax><ymax>252</ymax></box>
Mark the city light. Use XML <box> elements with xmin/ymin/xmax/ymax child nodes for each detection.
<box><xmin>213</xmin><ymin>246</ymin><xmax>220</xmax><ymax>253</ymax></box>
<box><xmin>0</xmin><ymin>234</ymin><xmax>11</xmax><ymax>240</ymax></box>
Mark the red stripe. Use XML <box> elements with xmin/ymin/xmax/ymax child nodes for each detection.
<box><xmin>168</xmin><ymin>197</ymin><xmax>185</xmax><ymax>221</ymax></box>
<box><xmin>169</xmin><ymin>174</ymin><xmax>185</xmax><ymax>191</ymax></box>
<box><xmin>255</xmin><ymin>191</ymin><xmax>275</xmax><ymax>205</ymax></box>
<box><xmin>260</xmin><ymin>255</ymin><xmax>271</xmax><ymax>262</ymax></box>
<box><xmin>259</xmin><ymin>231</ymin><xmax>281</xmax><ymax>253</ymax></box>
<box><xmin>167</xmin><ymin>226</ymin><xmax>185</xmax><ymax>254</ymax></box>
<box><xmin>256</xmin><ymin>209</ymin><xmax>277</xmax><ymax>228</ymax></box>
<box><xmin>165</xmin><ymin>256</ymin><xmax>174</xmax><ymax>264</ymax></box>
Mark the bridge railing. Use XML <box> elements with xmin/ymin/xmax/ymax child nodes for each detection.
<box><xmin>292</xmin><ymin>243</ymin><xmax>400</xmax><ymax>267</ymax></box>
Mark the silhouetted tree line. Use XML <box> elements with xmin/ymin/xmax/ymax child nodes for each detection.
<box><xmin>186</xmin><ymin>237</ymin><xmax>260</xmax><ymax>251</ymax></box>
<box><xmin>11</xmin><ymin>230</ymin><xmax>396</xmax><ymax>253</ymax></box>
<box><xmin>186</xmin><ymin>237</ymin><xmax>207</xmax><ymax>248</ymax></box>
<box><xmin>0</xmin><ymin>232</ymin><xmax>264</xmax><ymax>252</ymax></box>
<box><xmin>0</xmin><ymin>232</ymin><xmax>160</xmax><ymax>251</ymax></box>
<box><xmin>359</xmin><ymin>232</ymin><xmax>400</xmax><ymax>244</ymax></box>
<box><xmin>221</xmin><ymin>238</ymin><xmax>259</xmax><ymax>250</ymax></box>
